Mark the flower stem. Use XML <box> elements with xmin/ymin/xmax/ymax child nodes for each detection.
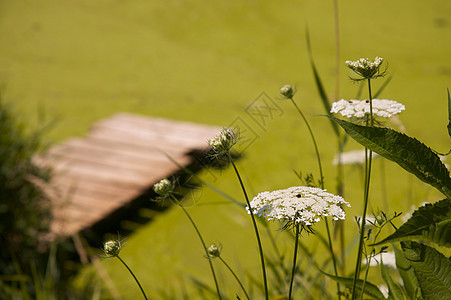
<box><xmin>116</xmin><ymin>255</ymin><xmax>149</xmax><ymax>300</ymax></box>
<box><xmin>173</xmin><ymin>196</ymin><xmax>222</xmax><ymax>300</ymax></box>
<box><xmin>229</xmin><ymin>155</ymin><xmax>268</xmax><ymax>300</ymax></box>
<box><xmin>360</xmin><ymin>258</ymin><xmax>371</xmax><ymax>300</ymax></box>
<box><xmin>351</xmin><ymin>78</ymin><xmax>374</xmax><ymax>299</ymax></box>
<box><xmin>289</xmin><ymin>98</ymin><xmax>324</xmax><ymax>185</ymax></box>
<box><xmin>218</xmin><ymin>256</ymin><xmax>251</xmax><ymax>300</ymax></box>
<box><xmin>288</xmin><ymin>223</ymin><xmax>300</xmax><ymax>300</ymax></box>
<box><xmin>289</xmin><ymin>98</ymin><xmax>341</xmax><ymax>297</ymax></box>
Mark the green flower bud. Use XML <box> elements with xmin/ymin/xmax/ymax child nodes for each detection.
<box><xmin>280</xmin><ymin>84</ymin><xmax>295</xmax><ymax>99</ymax></box>
<box><xmin>208</xmin><ymin>128</ymin><xmax>237</xmax><ymax>155</ymax></box>
<box><xmin>345</xmin><ymin>56</ymin><xmax>385</xmax><ymax>80</ymax></box>
<box><xmin>207</xmin><ymin>244</ymin><xmax>221</xmax><ymax>258</ymax></box>
<box><xmin>103</xmin><ymin>240</ymin><xmax>122</xmax><ymax>257</ymax></box>
<box><xmin>153</xmin><ymin>178</ymin><xmax>174</xmax><ymax>198</ymax></box>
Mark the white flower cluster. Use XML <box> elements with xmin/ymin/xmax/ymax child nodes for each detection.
<box><xmin>246</xmin><ymin>186</ymin><xmax>350</xmax><ymax>225</ymax></box>
<box><xmin>345</xmin><ymin>56</ymin><xmax>384</xmax><ymax>79</ymax></box>
<box><xmin>208</xmin><ymin>128</ymin><xmax>237</xmax><ymax>154</ymax></box>
<box><xmin>332</xmin><ymin>150</ymin><xmax>379</xmax><ymax>165</ymax></box>
<box><xmin>330</xmin><ymin>99</ymin><xmax>405</xmax><ymax>118</ymax></box>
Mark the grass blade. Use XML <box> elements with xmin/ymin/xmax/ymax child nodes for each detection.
<box><xmin>305</xmin><ymin>27</ymin><xmax>340</xmax><ymax>137</ymax></box>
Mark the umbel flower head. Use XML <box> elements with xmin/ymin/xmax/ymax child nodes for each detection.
<box><xmin>208</xmin><ymin>128</ymin><xmax>238</xmax><ymax>155</ymax></box>
<box><xmin>153</xmin><ymin>178</ymin><xmax>174</xmax><ymax>198</ymax></box>
<box><xmin>346</xmin><ymin>56</ymin><xmax>385</xmax><ymax>80</ymax></box>
<box><xmin>103</xmin><ymin>239</ymin><xmax>123</xmax><ymax>257</ymax></box>
<box><xmin>246</xmin><ymin>186</ymin><xmax>350</xmax><ymax>227</ymax></box>
<box><xmin>331</xmin><ymin>99</ymin><xmax>405</xmax><ymax>118</ymax></box>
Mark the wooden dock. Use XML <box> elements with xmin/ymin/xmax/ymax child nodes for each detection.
<box><xmin>36</xmin><ymin>113</ymin><xmax>220</xmax><ymax>238</ymax></box>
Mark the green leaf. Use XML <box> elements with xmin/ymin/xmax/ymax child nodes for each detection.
<box><xmin>393</xmin><ymin>245</ymin><xmax>422</xmax><ymax>299</ymax></box>
<box><xmin>380</xmin><ymin>258</ymin><xmax>406</xmax><ymax>300</ymax></box>
<box><xmin>327</xmin><ymin>116</ymin><xmax>451</xmax><ymax>198</ymax></box>
<box><xmin>322</xmin><ymin>272</ymin><xmax>386</xmax><ymax>299</ymax></box>
<box><xmin>401</xmin><ymin>241</ymin><xmax>451</xmax><ymax>300</ymax></box>
<box><xmin>373</xmin><ymin>199</ymin><xmax>451</xmax><ymax>248</ymax></box>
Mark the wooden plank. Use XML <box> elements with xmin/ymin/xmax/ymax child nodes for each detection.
<box><xmin>53</xmin><ymin>136</ymin><xmax>189</xmax><ymax>161</ymax></box>
<box><xmin>41</xmin><ymin>157</ymin><xmax>163</xmax><ymax>189</ymax></box>
<box><xmin>111</xmin><ymin>113</ymin><xmax>221</xmax><ymax>139</ymax></box>
<box><xmin>52</xmin><ymin>187</ymin><xmax>132</xmax><ymax>209</ymax></box>
<box><xmin>50</xmin><ymin>177</ymin><xmax>140</xmax><ymax>202</ymax></box>
<box><xmin>47</xmin><ymin>138</ymin><xmax>189</xmax><ymax>162</ymax></box>
<box><xmin>91</xmin><ymin>117</ymin><xmax>215</xmax><ymax>150</ymax></box>
<box><xmin>44</xmin><ymin>144</ymin><xmax>189</xmax><ymax>175</ymax></box>
<box><xmin>43</xmin><ymin>114</ymin><xmax>219</xmax><ymax>238</ymax></box>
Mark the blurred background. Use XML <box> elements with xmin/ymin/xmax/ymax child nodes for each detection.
<box><xmin>0</xmin><ymin>0</ymin><xmax>450</xmax><ymax>298</ymax></box>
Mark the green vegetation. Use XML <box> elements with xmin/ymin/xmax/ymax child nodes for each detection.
<box><xmin>0</xmin><ymin>0</ymin><xmax>450</xmax><ymax>298</ymax></box>
<box><xmin>0</xmin><ymin>98</ymin><xmax>51</xmax><ymax>275</ymax></box>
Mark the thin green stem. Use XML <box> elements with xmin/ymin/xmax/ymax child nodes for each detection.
<box><xmin>218</xmin><ymin>256</ymin><xmax>251</xmax><ymax>300</ymax></box>
<box><xmin>324</xmin><ymin>216</ymin><xmax>339</xmax><ymax>281</ymax></box>
<box><xmin>229</xmin><ymin>156</ymin><xmax>268</xmax><ymax>300</ymax></box>
<box><xmin>288</xmin><ymin>223</ymin><xmax>300</xmax><ymax>300</ymax></box>
<box><xmin>289</xmin><ymin>98</ymin><xmax>324</xmax><ymax>185</ymax></box>
<box><xmin>172</xmin><ymin>196</ymin><xmax>222</xmax><ymax>300</ymax></box>
<box><xmin>289</xmin><ymin>98</ymin><xmax>340</xmax><ymax>298</ymax></box>
<box><xmin>351</xmin><ymin>78</ymin><xmax>374</xmax><ymax>299</ymax></box>
<box><xmin>360</xmin><ymin>257</ymin><xmax>371</xmax><ymax>300</ymax></box>
<box><xmin>337</xmin><ymin>138</ymin><xmax>346</xmax><ymax>275</ymax></box>
<box><xmin>116</xmin><ymin>255</ymin><xmax>149</xmax><ymax>300</ymax></box>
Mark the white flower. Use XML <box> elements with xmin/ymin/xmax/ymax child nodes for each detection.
<box><xmin>208</xmin><ymin>128</ymin><xmax>237</xmax><ymax>154</ymax></box>
<box><xmin>332</xmin><ymin>149</ymin><xmax>379</xmax><ymax>165</ymax></box>
<box><xmin>246</xmin><ymin>186</ymin><xmax>350</xmax><ymax>225</ymax></box>
<box><xmin>345</xmin><ymin>57</ymin><xmax>384</xmax><ymax>79</ymax></box>
<box><xmin>330</xmin><ymin>99</ymin><xmax>405</xmax><ymax>118</ymax></box>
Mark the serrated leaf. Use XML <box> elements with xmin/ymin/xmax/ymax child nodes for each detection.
<box><xmin>321</xmin><ymin>271</ymin><xmax>386</xmax><ymax>299</ymax></box>
<box><xmin>373</xmin><ymin>199</ymin><xmax>451</xmax><ymax>248</ymax></box>
<box><xmin>327</xmin><ymin>116</ymin><xmax>451</xmax><ymax>198</ymax></box>
<box><xmin>393</xmin><ymin>245</ymin><xmax>422</xmax><ymax>299</ymax></box>
<box><xmin>380</xmin><ymin>258</ymin><xmax>406</xmax><ymax>300</ymax></box>
<box><xmin>401</xmin><ymin>241</ymin><xmax>451</xmax><ymax>299</ymax></box>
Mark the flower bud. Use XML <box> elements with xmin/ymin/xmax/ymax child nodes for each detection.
<box><xmin>153</xmin><ymin>178</ymin><xmax>174</xmax><ymax>198</ymax></box>
<box><xmin>103</xmin><ymin>240</ymin><xmax>122</xmax><ymax>257</ymax></box>
<box><xmin>345</xmin><ymin>56</ymin><xmax>385</xmax><ymax>80</ymax></box>
<box><xmin>208</xmin><ymin>128</ymin><xmax>237</xmax><ymax>154</ymax></box>
<box><xmin>207</xmin><ymin>244</ymin><xmax>221</xmax><ymax>258</ymax></box>
<box><xmin>280</xmin><ymin>85</ymin><xmax>295</xmax><ymax>99</ymax></box>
